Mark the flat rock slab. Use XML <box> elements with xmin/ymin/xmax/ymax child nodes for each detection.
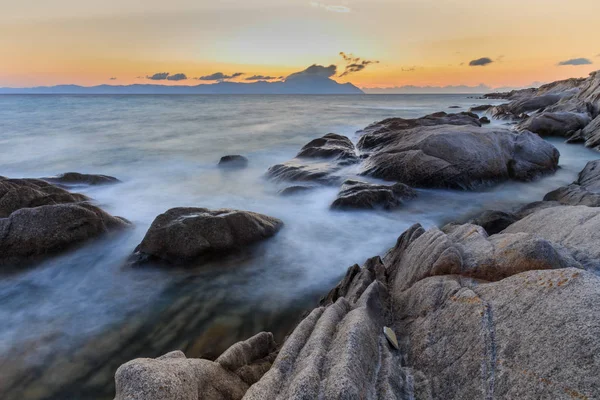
<box><xmin>131</xmin><ymin>207</ymin><xmax>283</xmax><ymax>266</ymax></box>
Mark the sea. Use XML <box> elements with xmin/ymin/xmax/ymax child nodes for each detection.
<box><xmin>0</xmin><ymin>94</ymin><xmax>598</xmax><ymax>399</ymax></box>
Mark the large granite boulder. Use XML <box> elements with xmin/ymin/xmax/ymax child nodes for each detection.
<box><xmin>0</xmin><ymin>177</ymin><xmax>88</xmax><ymax>218</ymax></box>
<box><xmin>41</xmin><ymin>172</ymin><xmax>121</xmax><ymax>186</ymax></box>
<box><xmin>266</xmin><ymin>133</ymin><xmax>358</xmax><ymax>185</ymax></box>
<box><xmin>131</xmin><ymin>208</ymin><xmax>283</xmax><ymax>265</ymax></box>
<box><xmin>330</xmin><ymin>179</ymin><xmax>417</xmax><ymax>210</ymax></box>
<box><xmin>357</xmin><ymin>115</ymin><xmax>559</xmax><ymax>189</ymax></box>
<box><xmin>517</xmin><ymin>111</ymin><xmax>591</xmax><ymax>137</ymax></box>
<box><xmin>0</xmin><ymin>203</ymin><xmax>129</xmax><ymax>267</ymax></box>
<box><xmin>544</xmin><ymin>159</ymin><xmax>600</xmax><ymax>206</ymax></box>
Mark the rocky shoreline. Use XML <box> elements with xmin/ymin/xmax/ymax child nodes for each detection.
<box><xmin>1</xmin><ymin>71</ymin><xmax>600</xmax><ymax>399</ymax></box>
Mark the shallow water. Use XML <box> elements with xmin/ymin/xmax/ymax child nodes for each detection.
<box><xmin>0</xmin><ymin>94</ymin><xmax>598</xmax><ymax>399</ymax></box>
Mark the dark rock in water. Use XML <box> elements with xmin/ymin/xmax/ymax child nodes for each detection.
<box><xmin>544</xmin><ymin>159</ymin><xmax>600</xmax><ymax>206</ymax></box>
<box><xmin>469</xmin><ymin>104</ymin><xmax>493</xmax><ymax>112</ymax></box>
<box><xmin>517</xmin><ymin>111</ymin><xmax>591</xmax><ymax>137</ymax></box>
<box><xmin>448</xmin><ymin>105</ymin><xmax>461</xmax><ymax>109</ymax></box>
<box><xmin>131</xmin><ymin>207</ymin><xmax>283</xmax><ymax>266</ymax></box>
<box><xmin>218</xmin><ymin>155</ymin><xmax>249</xmax><ymax>169</ymax></box>
<box><xmin>479</xmin><ymin>116</ymin><xmax>491</xmax><ymax>124</ymax></box>
<box><xmin>469</xmin><ymin>210</ymin><xmax>519</xmax><ymax>235</ymax></box>
<box><xmin>41</xmin><ymin>172</ymin><xmax>121</xmax><ymax>186</ymax></box>
<box><xmin>358</xmin><ymin>114</ymin><xmax>559</xmax><ymax>189</ymax></box>
<box><xmin>278</xmin><ymin>185</ymin><xmax>315</xmax><ymax>196</ymax></box>
<box><xmin>514</xmin><ymin>200</ymin><xmax>562</xmax><ymax>219</ymax></box>
<box><xmin>296</xmin><ymin>133</ymin><xmax>358</xmax><ymax>162</ymax></box>
<box><xmin>0</xmin><ymin>178</ymin><xmax>88</xmax><ymax>218</ymax></box>
<box><xmin>0</xmin><ymin>203</ymin><xmax>130</xmax><ymax>267</ymax></box>
<box><xmin>266</xmin><ymin>133</ymin><xmax>357</xmax><ymax>185</ymax></box>
<box><xmin>330</xmin><ymin>179</ymin><xmax>416</xmax><ymax>210</ymax></box>
<box><xmin>114</xmin><ymin>332</ymin><xmax>277</xmax><ymax>400</ymax></box>
<box><xmin>582</xmin><ymin>115</ymin><xmax>600</xmax><ymax>149</ymax></box>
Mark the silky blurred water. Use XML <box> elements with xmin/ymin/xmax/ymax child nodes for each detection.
<box><xmin>0</xmin><ymin>94</ymin><xmax>598</xmax><ymax>399</ymax></box>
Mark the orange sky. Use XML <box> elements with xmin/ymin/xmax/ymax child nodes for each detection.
<box><xmin>1</xmin><ymin>0</ymin><xmax>599</xmax><ymax>88</ymax></box>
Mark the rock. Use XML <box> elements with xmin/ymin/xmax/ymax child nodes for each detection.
<box><xmin>330</xmin><ymin>179</ymin><xmax>417</xmax><ymax>210</ymax></box>
<box><xmin>383</xmin><ymin>327</ymin><xmax>399</xmax><ymax>350</ymax></box>
<box><xmin>41</xmin><ymin>172</ymin><xmax>121</xmax><ymax>186</ymax></box>
<box><xmin>358</xmin><ymin>118</ymin><xmax>559</xmax><ymax>189</ymax></box>
<box><xmin>517</xmin><ymin>111</ymin><xmax>591</xmax><ymax>137</ymax></box>
<box><xmin>131</xmin><ymin>208</ymin><xmax>283</xmax><ymax>265</ymax></box>
<box><xmin>543</xmin><ymin>159</ymin><xmax>600</xmax><ymax>206</ymax></box>
<box><xmin>0</xmin><ymin>178</ymin><xmax>88</xmax><ymax>218</ymax></box>
<box><xmin>469</xmin><ymin>210</ymin><xmax>519</xmax><ymax>235</ymax></box>
<box><xmin>479</xmin><ymin>116</ymin><xmax>490</xmax><ymax>124</ymax></box>
<box><xmin>278</xmin><ymin>185</ymin><xmax>315</xmax><ymax>196</ymax></box>
<box><xmin>114</xmin><ymin>332</ymin><xmax>277</xmax><ymax>400</ymax></box>
<box><xmin>218</xmin><ymin>155</ymin><xmax>249</xmax><ymax>169</ymax></box>
<box><xmin>0</xmin><ymin>203</ymin><xmax>130</xmax><ymax>267</ymax></box>
<box><xmin>448</xmin><ymin>105</ymin><xmax>461</xmax><ymax>109</ymax></box>
<box><xmin>266</xmin><ymin>133</ymin><xmax>358</xmax><ymax>185</ymax></box>
<box><xmin>582</xmin><ymin>115</ymin><xmax>600</xmax><ymax>149</ymax></box>
<box><xmin>468</xmin><ymin>104</ymin><xmax>493</xmax><ymax>112</ymax></box>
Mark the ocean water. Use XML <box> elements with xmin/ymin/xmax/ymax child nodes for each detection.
<box><xmin>0</xmin><ymin>94</ymin><xmax>598</xmax><ymax>399</ymax></box>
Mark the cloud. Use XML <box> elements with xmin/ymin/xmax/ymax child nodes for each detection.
<box><xmin>166</xmin><ymin>73</ymin><xmax>188</xmax><ymax>81</ymax></box>
<box><xmin>339</xmin><ymin>52</ymin><xmax>379</xmax><ymax>77</ymax></box>
<box><xmin>146</xmin><ymin>72</ymin><xmax>170</xmax><ymax>80</ymax></box>
<box><xmin>196</xmin><ymin>72</ymin><xmax>244</xmax><ymax>81</ymax></box>
<box><xmin>401</xmin><ymin>66</ymin><xmax>416</xmax><ymax>72</ymax></box>
<box><xmin>557</xmin><ymin>58</ymin><xmax>592</xmax><ymax>66</ymax></box>
<box><xmin>496</xmin><ymin>55</ymin><xmax>505</xmax><ymax>63</ymax></box>
<box><xmin>245</xmin><ymin>75</ymin><xmax>279</xmax><ymax>81</ymax></box>
<box><xmin>469</xmin><ymin>57</ymin><xmax>493</xmax><ymax>67</ymax></box>
<box><xmin>286</xmin><ymin>64</ymin><xmax>337</xmax><ymax>80</ymax></box>
<box><xmin>109</xmin><ymin>77</ymin><xmax>117</xmax><ymax>80</ymax></box>
<box><xmin>309</xmin><ymin>2</ymin><xmax>351</xmax><ymax>13</ymax></box>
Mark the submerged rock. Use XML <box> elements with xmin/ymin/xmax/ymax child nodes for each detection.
<box><xmin>278</xmin><ymin>185</ymin><xmax>316</xmax><ymax>196</ymax></box>
<box><xmin>41</xmin><ymin>172</ymin><xmax>121</xmax><ymax>186</ymax></box>
<box><xmin>358</xmin><ymin>113</ymin><xmax>559</xmax><ymax>189</ymax></box>
<box><xmin>266</xmin><ymin>133</ymin><xmax>358</xmax><ymax>185</ymax></box>
<box><xmin>330</xmin><ymin>179</ymin><xmax>417</xmax><ymax>210</ymax></box>
<box><xmin>131</xmin><ymin>208</ymin><xmax>283</xmax><ymax>266</ymax></box>
<box><xmin>218</xmin><ymin>155</ymin><xmax>249</xmax><ymax>169</ymax></box>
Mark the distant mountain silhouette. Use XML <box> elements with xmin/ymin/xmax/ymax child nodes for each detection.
<box><xmin>0</xmin><ymin>76</ymin><xmax>363</xmax><ymax>95</ymax></box>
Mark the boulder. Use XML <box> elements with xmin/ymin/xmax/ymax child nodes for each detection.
<box><xmin>131</xmin><ymin>208</ymin><xmax>283</xmax><ymax>265</ymax></box>
<box><xmin>330</xmin><ymin>179</ymin><xmax>417</xmax><ymax>210</ymax></box>
<box><xmin>544</xmin><ymin>159</ymin><xmax>600</xmax><ymax>206</ymax></box>
<box><xmin>218</xmin><ymin>155</ymin><xmax>249</xmax><ymax>169</ymax></box>
<box><xmin>278</xmin><ymin>185</ymin><xmax>315</xmax><ymax>196</ymax></box>
<box><xmin>266</xmin><ymin>133</ymin><xmax>357</xmax><ymax>185</ymax></box>
<box><xmin>41</xmin><ymin>172</ymin><xmax>121</xmax><ymax>186</ymax></box>
<box><xmin>0</xmin><ymin>203</ymin><xmax>130</xmax><ymax>267</ymax></box>
<box><xmin>468</xmin><ymin>104</ymin><xmax>492</xmax><ymax>112</ymax></box>
<box><xmin>357</xmin><ymin>117</ymin><xmax>559</xmax><ymax>189</ymax></box>
<box><xmin>517</xmin><ymin>111</ymin><xmax>591</xmax><ymax>137</ymax></box>
<box><xmin>479</xmin><ymin>116</ymin><xmax>490</xmax><ymax>124</ymax></box>
<box><xmin>469</xmin><ymin>210</ymin><xmax>519</xmax><ymax>235</ymax></box>
<box><xmin>0</xmin><ymin>178</ymin><xmax>88</xmax><ymax>218</ymax></box>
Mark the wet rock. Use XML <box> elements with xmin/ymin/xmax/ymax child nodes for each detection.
<box><xmin>543</xmin><ymin>159</ymin><xmax>600</xmax><ymax>206</ymax></box>
<box><xmin>218</xmin><ymin>155</ymin><xmax>249</xmax><ymax>169</ymax></box>
<box><xmin>266</xmin><ymin>133</ymin><xmax>357</xmax><ymax>185</ymax></box>
<box><xmin>517</xmin><ymin>111</ymin><xmax>591</xmax><ymax>137</ymax></box>
<box><xmin>41</xmin><ymin>172</ymin><xmax>121</xmax><ymax>186</ymax></box>
<box><xmin>330</xmin><ymin>179</ymin><xmax>417</xmax><ymax>210</ymax></box>
<box><xmin>0</xmin><ymin>203</ymin><xmax>130</xmax><ymax>267</ymax></box>
<box><xmin>448</xmin><ymin>105</ymin><xmax>461</xmax><ymax>109</ymax></box>
<box><xmin>469</xmin><ymin>210</ymin><xmax>519</xmax><ymax>235</ymax></box>
<box><xmin>0</xmin><ymin>178</ymin><xmax>88</xmax><ymax>218</ymax></box>
<box><xmin>358</xmin><ymin>118</ymin><xmax>559</xmax><ymax>189</ymax></box>
<box><xmin>278</xmin><ymin>185</ymin><xmax>315</xmax><ymax>196</ymax></box>
<box><xmin>131</xmin><ymin>208</ymin><xmax>283</xmax><ymax>265</ymax></box>
<box><xmin>479</xmin><ymin>116</ymin><xmax>491</xmax><ymax>124</ymax></box>
<box><xmin>582</xmin><ymin>115</ymin><xmax>600</xmax><ymax>149</ymax></box>
<box><xmin>468</xmin><ymin>104</ymin><xmax>493</xmax><ymax>112</ymax></box>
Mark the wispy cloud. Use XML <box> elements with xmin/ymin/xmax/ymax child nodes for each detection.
<box><xmin>109</xmin><ymin>77</ymin><xmax>117</xmax><ymax>80</ymax></box>
<box><xmin>167</xmin><ymin>73</ymin><xmax>188</xmax><ymax>81</ymax></box>
<box><xmin>339</xmin><ymin>52</ymin><xmax>379</xmax><ymax>77</ymax></box>
<box><xmin>147</xmin><ymin>72</ymin><xmax>170</xmax><ymax>80</ymax></box>
<box><xmin>196</xmin><ymin>72</ymin><xmax>244</xmax><ymax>81</ymax></box>
<box><xmin>310</xmin><ymin>2</ymin><xmax>351</xmax><ymax>13</ymax></box>
<box><xmin>245</xmin><ymin>75</ymin><xmax>280</xmax><ymax>81</ymax></box>
<box><xmin>401</xmin><ymin>66</ymin><xmax>417</xmax><ymax>72</ymax></box>
<box><xmin>469</xmin><ymin>57</ymin><xmax>493</xmax><ymax>67</ymax></box>
<box><xmin>557</xmin><ymin>58</ymin><xmax>592</xmax><ymax>66</ymax></box>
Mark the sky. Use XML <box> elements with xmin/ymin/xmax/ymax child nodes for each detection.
<box><xmin>1</xmin><ymin>0</ymin><xmax>599</xmax><ymax>89</ymax></box>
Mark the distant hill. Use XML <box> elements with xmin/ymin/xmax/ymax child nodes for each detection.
<box><xmin>0</xmin><ymin>76</ymin><xmax>364</xmax><ymax>95</ymax></box>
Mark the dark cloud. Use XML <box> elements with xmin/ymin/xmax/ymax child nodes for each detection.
<box><xmin>286</xmin><ymin>64</ymin><xmax>337</xmax><ymax>79</ymax></box>
<box><xmin>109</xmin><ymin>77</ymin><xmax>117</xmax><ymax>80</ymax></box>
<box><xmin>196</xmin><ymin>72</ymin><xmax>244</xmax><ymax>81</ymax></box>
<box><xmin>469</xmin><ymin>57</ymin><xmax>493</xmax><ymax>67</ymax></box>
<box><xmin>557</xmin><ymin>58</ymin><xmax>592</xmax><ymax>66</ymax></box>
<box><xmin>146</xmin><ymin>72</ymin><xmax>170</xmax><ymax>80</ymax></box>
<box><xmin>245</xmin><ymin>75</ymin><xmax>279</xmax><ymax>81</ymax></box>
<box><xmin>166</xmin><ymin>73</ymin><xmax>188</xmax><ymax>81</ymax></box>
<box><xmin>339</xmin><ymin>52</ymin><xmax>379</xmax><ymax>77</ymax></box>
